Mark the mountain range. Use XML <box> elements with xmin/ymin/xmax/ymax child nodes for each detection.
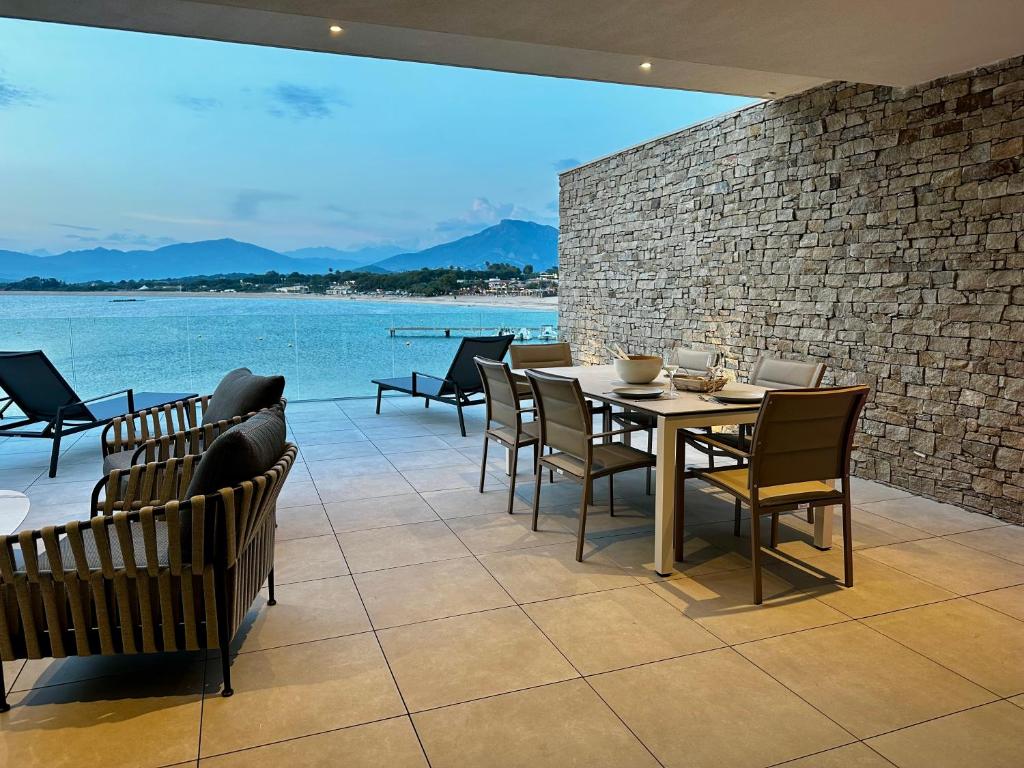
<box><xmin>0</xmin><ymin>220</ymin><xmax>557</xmax><ymax>283</ymax></box>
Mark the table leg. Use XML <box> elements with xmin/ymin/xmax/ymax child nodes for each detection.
<box><xmin>654</xmin><ymin>416</ymin><xmax>677</xmax><ymax>576</ymax></box>
<box><xmin>813</xmin><ymin>505</ymin><xmax>834</xmax><ymax>549</ymax></box>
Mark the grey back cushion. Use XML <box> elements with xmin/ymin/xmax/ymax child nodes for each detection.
<box><xmin>202</xmin><ymin>367</ymin><xmax>286</xmax><ymax>425</ymax></box>
<box><xmin>182</xmin><ymin>409</ymin><xmax>287</xmax><ymax>561</ymax></box>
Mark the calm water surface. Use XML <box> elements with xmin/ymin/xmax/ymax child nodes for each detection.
<box><xmin>0</xmin><ymin>294</ymin><xmax>558</xmax><ymax>400</ymax></box>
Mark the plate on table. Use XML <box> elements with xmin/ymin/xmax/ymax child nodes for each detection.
<box><xmin>711</xmin><ymin>388</ymin><xmax>765</xmax><ymax>405</ymax></box>
<box><xmin>611</xmin><ymin>386</ymin><xmax>665</xmax><ymax>400</ymax></box>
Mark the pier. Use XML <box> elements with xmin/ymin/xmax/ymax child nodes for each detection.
<box><xmin>388</xmin><ymin>325</ymin><xmax>558</xmax><ymax>340</ymax></box>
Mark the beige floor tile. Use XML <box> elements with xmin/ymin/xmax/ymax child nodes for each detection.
<box><xmin>479</xmin><ymin>540</ymin><xmax>638</xmax><ymax>602</ymax></box>
<box><xmin>413</xmin><ymin>678</ymin><xmax>659</xmax><ymax>768</ymax></box>
<box><xmin>313</xmin><ymin>469</ymin><xmax>417</xmax><ymax>502</ymax></box>
<box><xmin>648</xmin><ymin>569</ymin><xmax>847</xmax><ymax>644</ymax></box>
<box><xmin>299</xmin><ymin>440</ymin><xmax>381</xmax><ymax>462</ymax></box>
<box><xmin>865</xmin><ymin>599</ymin><xmax>1024</xmax><ymax>697</ymax></box>
<box><xmin>276</xmin><ymin>478</ymin><xmax>322</xmax><ymax>509</ymax></box>
<box><xmin>767</xmin><ymin>549</ymin><xmax>957</xmax><ymax>619</ymax></box>
<box><xmin>275</xmin><ymin>503</ymin><xmax>334</xmax><ymax>541</ymax></box>
<box><xmin>377</xmin><ymin>606</ymin><xmax>578</xmax><ymax>711</ymax></box>
<box><xmin>860</xmin><ymin>538</ymin><xmax>1024</xmax><ymax>595</ymax></box>
<box><xmin>2</xmin><ymin>661</ymin><xmax>203</xmax><ymax>768</ymax></box>
<box><xmin>589</xmin><ymin>648</ymin><xmax>853</xmax><ymax>768</ymax></box>
<box><xmin>422</xmin><ymin>486</ymin><xmax>532</xmax><ymax>518</ymax></box>
<box><xmin>858</xmin><ymin>497</ymin><xmax>1003</xmax><ymax>536</ymax></box>
<box><xmin>945</xmin><ymin>524</ymin><xmax>1024</xmax><ymax>565</ymax></box>
<box><xmin>446</xmin><ymin>510</ymin><xmax>575</xmax><ymax>555</ymax></box>
<box><xmin>780</xmin><ymin>743</ymin><xmax>895</xmax><ymax>768</ymax></box>
<box><xmin>551</xmin><ymin>502</ymin><xmax>656</xmax><ymax>538</ymax></box>
<box><xmin>386</xmin><ymin>448</ymin><xmax>474</xmax><ymax>471</ymax></box>
<box><xmin>867</xmin><ymin>700</ymin><xmax>1024</xmax><ymax>768</ymax></box>
<box><xmin>199</xmin><ymin>716</ymin><xmax>428</xmax><ymax>767</ymax></box>
<box><xmin>325</xmin><ymin>493</ymin><xmax>438</xmax><ymax>532</ymax></box>
<box><xmin>849</xmin><ymin>477</ymin><xmax>912</xmax><ymax>504</ymax></box>
<box><xmin>232</xmin><ymin>576</ymin><xmax>370</xmax><ymax>652</ymax></box>
<box><xmin>307</xmin><ymin>455</ymin><xmax>396</xmax><ymax>480</ymax></box>
<box><xmin>601</xmin><ymin>530</ymin><xmax>750</xmax><ymax>582</ymax></box>
<box><xmin>777</xmin><ymin>508</ymin><xmax>934</xmax><ymax>552</ymax></box>
<box><xmin>970</xmin><ymin>584</ymin><xmax>1024</xmax><ymax>620</ymax></box>
<box><xmin>1011</xmin><ymin>694</ymin><xmax>1024</xmax><ymax>709</ymax></box>
<box><xmin>355</xmin><ymin>557</ymin><xmax>514</xmax><ymax>628</ymax></box>
<box><xmin>372</xmin><ymin>435</ymin><xmax>451</xmax><ymax>454</ymax></box>
<box><xmin>525</xmin><ymin>585</ymin><xmax>722</xmax><ymax>674</ymax></box>
<box><xmin>338</xmin><ymin>520</ymin><xmax>470</xmax><ymax>573</ymax></box>
<box><xmin>274</xmin><ymin>534</ymin><xmax>349</xmax><ymax>584</ymax></box>
<box><xmin>3</xmin><ymin>658</ymin><xmax>24</xmax><ymax>693</ymax></box>
<box><xmin>402</xmin><ymin>464</ymin><xmax>501</xmax><ymax>493</ymax></box>
<box><xmin>201</xmin><ymin>633</ymin><xmax>404</xmax><ymax>757</ymax></box>
<box><xmin>737</xmin><ymin>622</ymin><xmax>996</xmax><ymax>738</ymax></box>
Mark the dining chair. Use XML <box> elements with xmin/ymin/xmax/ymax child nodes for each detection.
<box><xmin>692</xmin><ymin>354</ymin><xmax>828</xmax><ymax>468</ymax></box>
<box><xmin>526</xmin><ymin>369</ymin><xmax>656</xmax><ymax>561</ymax></box>
<box><xmin>474</xmin><ymin>357</ymin><xmax>540</xmax><ymax>515</ymax></box>
<box><xmin>678</xmin><ymin>385</ymin><xmax>870</xmax><ymax>604</ymax></box>
<box><xmin>613</xmin><ymin>347</ymin><xmax>720</xmax><ymax>494</ymax></box>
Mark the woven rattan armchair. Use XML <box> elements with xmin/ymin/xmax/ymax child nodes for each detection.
<box><xmin>0</xmin><ymin>427</ymin><xmax>296</xmax><ymax>710</ymax></box>
<box><xmin>100</xmin><ymin>367</ymin><xmax>286</xmax><ymax>474</ymax></box>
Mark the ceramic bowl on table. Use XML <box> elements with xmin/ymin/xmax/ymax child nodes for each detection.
<box><xmin>613</xmin><ymin>355</ymin><xmax>663</xmax><ymax>384</ymax></box>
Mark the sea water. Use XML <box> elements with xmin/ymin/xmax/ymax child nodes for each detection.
<box><xmin>0</xmin><ymin>294</ymin><xmax>558</xmax><ymax>401</ymax></box>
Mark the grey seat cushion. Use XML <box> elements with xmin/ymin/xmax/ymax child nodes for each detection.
<box><xmin>37</xmin><ymin>520</ymin><xmax>170</xmax><ymax>572</ymax></box>
<box><xmin>201</xmin><ymin>368</ymin><xmax>285</xmax><ymax>426</ymax></box>
<box><xmin>186</xmin><ymin>409</ymin><xmax>287</xmax><ymax>498</ymax></box>
<box><xmin>102</xmin><ymin>449</ymin><xmax>134</xmax><ymax>475</ymax></box>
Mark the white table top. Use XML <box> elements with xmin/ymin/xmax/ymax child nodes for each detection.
<box><xmin>0</xmin><ymin>490</ymin><xmax>30</xmax><ymax>536</ymax></box>
<box><xmin>511</xmin><ymin>364</ymin><xmax>768</xmax><ymax>418</ymax></box>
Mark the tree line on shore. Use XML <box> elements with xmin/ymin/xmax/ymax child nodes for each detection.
<box><xmin>0</xmin><ymin>263</ymin><xmax>557</xmax><ymax>297</ymax></box>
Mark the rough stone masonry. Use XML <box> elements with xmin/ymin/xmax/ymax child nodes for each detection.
<box><xmin>559</xmin><ymin>56</ymin><xmax>1024</xmax><ymax>524</ymax></box>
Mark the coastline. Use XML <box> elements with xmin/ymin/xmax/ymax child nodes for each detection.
<box><xmin>0</xmin><ymin>290</ymin><xmax>559</xmax><ymax>311</ymax></box>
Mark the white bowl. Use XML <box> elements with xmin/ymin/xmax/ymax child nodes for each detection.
<box><xmin>613</xmin><ymin>355</ymin><xmax>663</xmax><ymax>384</ymax></box>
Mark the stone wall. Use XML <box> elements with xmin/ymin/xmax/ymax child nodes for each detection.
<box><xmin>559</xmin><ymin>56</ymin><xmax>1024</xmax><ymax>523</ymax></box>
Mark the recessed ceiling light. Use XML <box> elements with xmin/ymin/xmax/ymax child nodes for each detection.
<box><xmin>639</xmin><ymin>61</ymin><xmax>652</xmax><ymax>70</ymax></box>
<box><xmin>329</xmin><ymin>24</ymin><xmax>343</xmax><ymax>33</ymax></box>
<box><xmin>766</xmin><ymin>90</ymin><xmax>777</xmax><ymax>97</ymax></box>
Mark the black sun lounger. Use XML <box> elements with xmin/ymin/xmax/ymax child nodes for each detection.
<box><xmin>372</xmin><ymin>334</ymin><xmax>515</xmax><ymax>436</ymax></box>
<box><xmin>0</xmin><ymin>350</ymin><xmax>195</xmax><ymax>477</ymax></box>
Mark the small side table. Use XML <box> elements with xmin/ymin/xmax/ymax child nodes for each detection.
<box><xmin>0</xmin><ymin>490</ymin><xmax>30</xmax><ymax>535</ymax></box>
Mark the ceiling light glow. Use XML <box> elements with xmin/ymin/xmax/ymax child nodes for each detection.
<box><xmin>640</xmin><ymin>61</ymin><xmax>652</xmax><ymax>70</ymax></box>
<box><xmin>329</xmin><ymin>24</ymin><xmax>343</xmax><ymax>33</ymax></box>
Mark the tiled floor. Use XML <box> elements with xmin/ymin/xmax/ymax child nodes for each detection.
<box><xmin>2</xmin><ymin>397</ymin><xmax>1024</xmax><ymax>767</ymax></box>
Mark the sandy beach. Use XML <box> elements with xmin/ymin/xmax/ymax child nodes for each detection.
<box><xmin>0</xmin><ymin>290</ymin><xmax>559</xmax><ymax>311</ymax></box>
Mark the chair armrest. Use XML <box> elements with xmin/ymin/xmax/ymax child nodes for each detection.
<box><xmin>411</xmin><ymin>371</ymin><xmax>453</xmax><ymax>395</ymax></box>
<box><xmin>101</xmin><ymin>394</ymin><xmax>206</xmax><ymax>456</ymax></box>
<box><xmin>588</xmin><ymin>425</ymin><xmax>648</xmax><ymax>441</ymax></box>
<box><xmin>685</xmin><ymin>431</ymin><xmax>752</xmax><ymax>460</ymax></box>
<box><xmin>92</xmin><ymin>454</ymin><xmax>201</xmax><ymax>515</ymax></box>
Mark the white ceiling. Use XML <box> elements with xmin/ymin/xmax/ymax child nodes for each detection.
<box><xmin>3</xmin><ymin>0</ymin><xmax>1023</xmax><ymax>97</ymax></box>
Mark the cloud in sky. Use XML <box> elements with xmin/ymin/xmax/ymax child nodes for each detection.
<box><xmin>434</xmin><ymin>197</ymin><xmax>536</xmax><ymax>237</ymax></box>
<box><xmin>552</xmin><ymin>157</ymin><xmax>580</xmax><ymax>171</ymax></box>
<box><xmin>266</xmin><ymin>83</ymin><xmax>346</xmax><ymax>119</ymax></box>
<box><xmin>0</xmin><ymin>73</ymin><xmax>36</xmax><ymax>108</ymax></box>
<box><xmin>52</xmin><ymin>222</ymin><xmax>100</xmax><ymax>232</ymax></box>
<box><xmin>230</xmin><ymin>189</ymin><xmax>298</xmax><ymax>220</ymax></box>
<box><xmin>63</xmin><ymin>230</ymin><xmax>177</xmax><ymax>248</ymax></box>
<box><xmin>175</xmin><ymin>94</ymin><xmax>222</xmax><ymax>112</ymax></box>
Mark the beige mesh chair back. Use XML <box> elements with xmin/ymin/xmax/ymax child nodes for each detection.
<box><xmin>749</xmin><ymin>355</ymin><xmax>826</xmax><ymax>389</ymax></box>
<box><xmin>673</xmin><ymin>348</ymin><xmax>720</xmax><ymax>375</ymax></box>
<box><xmin>526</xmin><ymin>369</ymin><xmax>590</xmax><ymax>460</ymax></box>
<box><xmin>475</xmin><ymin>356</ymin><xmax>522</xmax><ymax>431</ymax></box>
<box><xmin>509</xmin><ymin>342</ymin><xmax>573</xmax><ymax>369</ymax></box>
<box><xmin>749</xmin><ymin>386</ymin><xmax>869</xmax><ymax>491</ymax></box>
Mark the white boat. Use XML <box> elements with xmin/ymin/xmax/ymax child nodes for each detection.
<box><xmin>515</xmin><ymin>327</ymin><xmax>532</xmax><ymax>341</ymax></box>
<box><xmin>538</xmin><ymin>325</ymin><xmax>558</xmax><ymax>341</ymax></box>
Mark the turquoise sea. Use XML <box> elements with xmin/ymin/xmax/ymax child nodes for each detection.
<box><xmin>0</xmin><ymin>294</ymin><xmax>558</xmax><ymax>401</ymax></box>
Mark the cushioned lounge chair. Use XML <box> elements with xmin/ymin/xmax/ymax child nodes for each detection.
<box><xmin>0</xmin><ymin>350</ymin><xmax>195</xmax><ymax>478</ymax></box>
<box><xmin>678</xmin><ymin>385</ymin><xmax>869</xmax><ymax>603</ymax></box>
<box><xmin>100</xmin><ymin>367</ymin><xmax>285</xmax><ymax>475</ymax></box>
<box><xmin>372</xmin><ymin>334</ymin><xmax>515</xmax><ymax>436</ymax></box>
<box><xmin>0</xmin><ymin>408</ymin><xmax>296</xmax><ymax>710</ymax></box>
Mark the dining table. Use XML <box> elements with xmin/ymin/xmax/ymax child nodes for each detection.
<box><xmin>510</xmin><ymin>364</ymin><xmax>834</xmax><ymax>575</ymax></box>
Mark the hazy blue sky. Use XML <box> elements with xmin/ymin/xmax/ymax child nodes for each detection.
<box><xmin>0</xmin><ymin>18</ymin><xmax>755</xmax><ymax>254</ymax></box>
